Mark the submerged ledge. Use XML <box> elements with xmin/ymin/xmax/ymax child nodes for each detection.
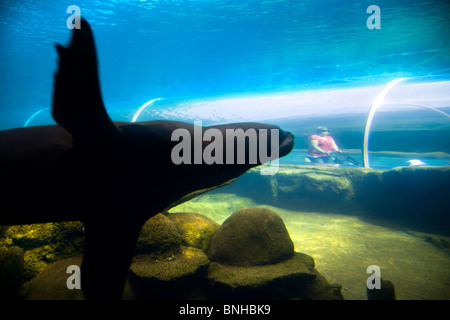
<box><xmin>222</xmin><ymin>165</ymin><xmax>450</xmax><ymax>235</ymax></box>
<box><xmin>294</xmin><ymin>149</ymin><xmax>450</xmax><ymax>157</ymax></box>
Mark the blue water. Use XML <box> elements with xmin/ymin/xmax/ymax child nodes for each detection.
<box><xmin>1</xmin><ymin>1</ymin><xmax>450</xmax><ymax>128</ymax></box>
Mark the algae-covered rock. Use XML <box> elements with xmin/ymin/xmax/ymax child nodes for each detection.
<box><xmin>207</xmin><ymin>252</ymin><xmax>315</xmax><ymax>289</ymax></box>
<box><xmin>228</xmin><ymin>166</ymin><xmax>357</xmax><ymax>213</ymax></box>
<box><xmin>300</xmin><ymin>269</ymin><xmax>344</xmax><ymax>300</ymax></box>
<box><xmin>5</xmin><ymin>222</ymin><xmax>84</xmax><ymax>250</ymax></box>
<box><xmin>0</xmin><ymin>246</ymin><xmax>24</xmax><ymax>299</ymax></box>
<box><xmin>23</xmin><ymin>246</ymin><xmax>57</xmax><ymax>283</ymax></box>
<box><xmin>167</xmin><ymin>212</ymin><xmax>220</xmax><ymax>252</ymax></box>
<box><xmin>129</xmin><ymin>246</ymin><xmax>210</xmax><ymax>299</ymax></box>
<box><xmin>128</xmin><ymin>208</ymin><xmax>344</xmax><ymax>300</ymax></box>
<box><xmin>0</xmin><ymin>222</ymin><xmax>84</xmax><ymax>291</ymax></box>
<box><xmin>207</xmin><ymin>252</ymin><xmax>343</xmax><ymax>300</ymax></box>
<box><xmin>135</xmin><ymin>213</ymin><xmax>182</xmax><ymax>258</ymax></box>
<box><xmin>206</xmin><ymin>208</ymin><xmax>294</xmax><ymax>266</ymax></box>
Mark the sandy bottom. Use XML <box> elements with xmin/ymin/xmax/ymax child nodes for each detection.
<box><xmin>169</xmin><ymin>193</ymin><xmax>450</xmax><ymax>300</ymax></box>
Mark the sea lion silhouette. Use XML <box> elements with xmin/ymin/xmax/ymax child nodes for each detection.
<box><xmin>0</xmin><ymin>18</ymin><xmax>294</xmax><ymax>299</ymax></box>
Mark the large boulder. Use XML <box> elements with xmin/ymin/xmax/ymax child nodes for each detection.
<box><xmin>206</xmin><ymin>208</ymin><xmax>294</xmax><ymax>266</ymax></box>
<box><xmin>204</xmin><ymin>207</ymin><xmax>343</xmax><ymax>299</ymax></box>
<box><xmin>130</xmin><ymin>213</ymin><xmax>213</xmax><ymax>299</ymax></box>
<box><xmin>167</xmin><ymin>212</ymin><xmax>220</xmax><ymax>252</ymax></box>
<box><xmin>135</xmin><ymin>213</ymin><xmax>182</xmax><ymax>259</ymax></box>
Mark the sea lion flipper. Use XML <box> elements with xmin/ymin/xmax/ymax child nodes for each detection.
<box><xmin>52</xmin><ymin>18</ymin><xmax>122</xmax><ymax>142</ymax></box>
<box><xmin>81</xmin><ymin>218</ymin><xmax>142</xmax><ymax>299</ymax></box>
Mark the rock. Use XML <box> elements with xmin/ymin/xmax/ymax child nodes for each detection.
<box><xmin>5</xmin><ymin>222</ymin><xmax>84</xmax><ymax>250</ymax></box>
<box><xmin>300</xmin><ymin>269</ymin><xmax>344</xmax><ymax>300</ymax></box>
<box><xmin>135</xmin><ymin>213</ymin><xmax>182</xmax><ymax>258</ymax></box>
<box><xmin>0</xmin><ymin>246</ymin><xmax>24</xmax><ymax>299</ymax></box>
<box><xmin>26</xmin><ymin>255</ymin><xmax>134</xmax><ymax>300</ymax></box>
<box><xmin>26</xmin><ymin>256</ymin><xmax>84</xmax><ymax>300</ymax></box>
<box><xmin>227</xmin><ymin>166</ymin><xmax>356</xmax><ymax>213</ymax></box>
<box><xmin>279</xmin><ymin>168</ymin><xmax>354</xmax><ymax>212</ymax></box>
<box><xmin>0</xmin><ymin>222</ymin><xmax>84</xmax><ymax>288</ymax></box>
<box><xmin>206</xmin><ymin>208</ymin><xmax>294</xmax><ymax>266</ymax></box>
<box><xmin>131</xmin><ymin>246</ymin><xmax>210</xmax><ymax>281</ymax></box>
<box><xmin>207</xmin><ymin>252</ymin><xmax>343</xmax><ymax>299</ymax></box>
<box><xmin>129</xmin><ymin>246</ymin><xmax>210</xmax><ymax>299</ymax></box>
<box><xmin>207</xmin><ymin>252</ymin><xmax>314</xmax><ymax>289</ymax></box>
<box><xmin>167</xmin><ymin>212</ymin><xmax>220</xmax><ymax>252</ymax></box>
<box><xmin>22</xmin><ymin>246</ymin><xmax>56</xmax><ymax>284</ymax></box>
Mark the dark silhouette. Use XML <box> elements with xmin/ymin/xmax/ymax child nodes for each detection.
<box><xmin>0</xmin><ymin>19</ymin><xmax>294</xmax><ymax>299</ymax></box>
